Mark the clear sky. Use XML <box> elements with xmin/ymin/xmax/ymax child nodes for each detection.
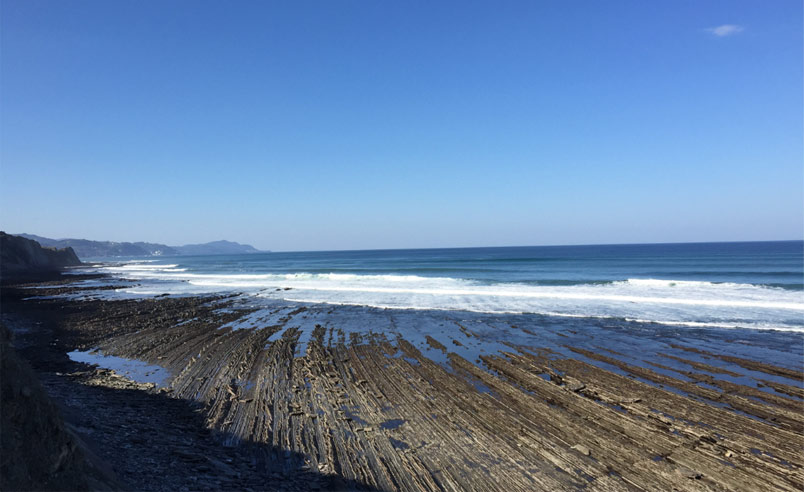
<box><xmin>1</xmin><ymin>1</ymin><xmax>802</xmax><ymax>251</ymax></box>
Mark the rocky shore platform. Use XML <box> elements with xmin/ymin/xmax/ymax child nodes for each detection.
<box><xmin>2</xmin><ymin>273</ymin><xmax>802</xmax><ymax>491</ymax></box>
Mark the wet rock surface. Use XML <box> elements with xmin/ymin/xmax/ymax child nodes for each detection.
<box><xmin>2</xmin><ymin>280</ymin><xmax>372</xmax><ymax>492</ymax></box>
<box><xmin>2</xmin><ymin>274</ymin><xmax>802</xmax><ymax>491</ymax></box>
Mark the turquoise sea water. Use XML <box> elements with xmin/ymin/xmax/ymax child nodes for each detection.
<box><xmin>89</xmin><ymin>241</ymin><xmax>803</xmax><ymax>333</ymax></box>
<box><xmin>52</xmin><ymin>240</ymin><xmax>801</xmax><ymax>382</ymax></box>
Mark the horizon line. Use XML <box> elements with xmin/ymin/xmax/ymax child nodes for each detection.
<box><xmin>270</xmin><ymin>238</ymin><xmax>803</xmax><ymax>254</ymax></box>
<box><xmin>7</xmin><ymin>231</ymin><xmax>802</xmax><ymax>255</ymax></box>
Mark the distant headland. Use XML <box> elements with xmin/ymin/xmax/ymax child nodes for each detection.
<box><xmin>14</xmin><ymin>233</ymin><xmax>267</xmax><ymax>259</ymax></box>
<box><xmin>0</xmin><ymin>231</ymin><xmax>82</xmax><ymax>274</ymax></box>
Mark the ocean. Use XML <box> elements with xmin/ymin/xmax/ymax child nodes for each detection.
<box><xmin>88</xmin><ymin>240</ymin><xmax>804</xmax><ymax>333</ymax></box>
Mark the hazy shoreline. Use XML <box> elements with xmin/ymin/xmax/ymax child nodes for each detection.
<box><xmin>2</xmin><ymin>272</ymin><xmax>802</xmax><ymax>490</ymax></box>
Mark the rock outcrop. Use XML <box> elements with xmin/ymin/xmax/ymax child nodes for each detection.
<box><xmin>0</xmin><ymin>324</ymin><xmax>119</xmax><ymax>491</ymax></box>
<box><xmin>0</xmin><ymin>232</ymin><xmax>82</xmax><ymax>275</ymax></box>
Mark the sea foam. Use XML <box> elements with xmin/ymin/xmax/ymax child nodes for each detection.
<box><xmin>99</xmin><ymin>263</ymin><xmax>804</xmax><ymax>332</ymax></box>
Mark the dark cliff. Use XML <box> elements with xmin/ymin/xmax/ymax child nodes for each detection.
<box><xmin>0</xmin><ymin>232</ymin><xmax>82</xmax><ymax>275</ymax></box>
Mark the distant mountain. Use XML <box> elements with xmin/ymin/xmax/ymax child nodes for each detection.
<box><xmin>15</xmin><ymin>234</ymin><xmax>265</xmax><ymax>259</ymax></box>
<box><xmin>17</xmin><ymin>234</ymin><xmax>177</xmax><ymax>257</ymax></box>
<box><xmin>175</xmin><ymin>240</ymin><xmax>261</xmax><ymax>256</ymax></box>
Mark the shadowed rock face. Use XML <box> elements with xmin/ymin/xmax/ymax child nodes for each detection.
<box><xmin>0</xmin><ymin>232</ymin><xmax>82</xmax><ymax>274</ymax></box>
<box><xmin>0</xmin><ymin>324</ymin><xmax>121</xmax><ymax>491</ymax></box>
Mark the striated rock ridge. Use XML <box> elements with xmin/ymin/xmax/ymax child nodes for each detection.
<box><xmin>0</xmin><ymin>232</ymin><xmax>82</xmax><ymax>275</ymax></box>
<box><xmin>35</xmin><ymin>287</ymin><xmax>803</xmax><ymax>492</ymax></box>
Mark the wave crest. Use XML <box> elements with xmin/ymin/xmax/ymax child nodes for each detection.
<box><xmin>100</xmin><ymin>263</ymin><xmax>804</xmax><ymax>332</ymax></box>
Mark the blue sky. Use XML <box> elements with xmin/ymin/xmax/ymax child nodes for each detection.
<box><xmin>1</xmin><ymin>1</ymin><xmax>801</xmax><ymax>251</ymax></box>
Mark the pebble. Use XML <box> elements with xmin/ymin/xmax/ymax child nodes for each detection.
<box><xmin>567</xmin><ymin>381</ymin><xmax>586</xmax><ymax>392</ymax></box>
<box><xmin>676</xmin><ymin>466</ymin><xmax>702</xmax><ymax>479</ymax></box>
<box><xmin>571</xmin><ymin>444</ymin><xmax>591</xmax><ymax>456</ymax></box>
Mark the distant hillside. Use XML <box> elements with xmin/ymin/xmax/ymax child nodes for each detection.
<box><xmin>1</xmin><ymin>232</ymin><xmax>82</xmax><ymax>274</ymax></box>
<box><xmin>175</xmin><ymin>240</ymin><xmax>261</xmax><ymax>256</ymax></box>
<box><xmin>16</xmin><ymin>234</ymin><xmax>265</xmax><ymax>259</ymax></box>
<box><xmin>18</xmin><ymin>234</ymin><xmax>177</xmax><ymax>257</ymax></box>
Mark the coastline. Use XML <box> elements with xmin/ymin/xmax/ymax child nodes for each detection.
<box><xmin>2</xmin><ymin>272</ymin><xmax>802</xmax><ymax>491</ymax></box>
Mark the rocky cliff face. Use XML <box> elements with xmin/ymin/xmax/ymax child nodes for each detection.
<box><xmin>0</xmin><ymin>324</ymin><xmax>97</xmax><ymax>491</ymax></box>
<box><xmin>0</xmin><ymin>232</ymin><xmax>82</xmax><ymax>275</ymax></box>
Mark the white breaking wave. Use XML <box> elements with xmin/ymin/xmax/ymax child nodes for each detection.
<box><xmin>107</xmin><ymin>264</ymin><xmax>181</xmax><ymax>270</ymax></box>
<box><xmin>99</xmin><ymin>263</ymin><xmax>804</xmax><ymax>332</ymax></box>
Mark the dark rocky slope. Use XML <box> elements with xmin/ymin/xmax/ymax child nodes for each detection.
<box><xmin>0</xmin><ymin>324</ymin><xmax>120</xmax><ymax>491</ymax></box>
<box><xmin>1</xmin><ymin>232</ymin><xmax>82</xmax><ymax>275</ymax></box>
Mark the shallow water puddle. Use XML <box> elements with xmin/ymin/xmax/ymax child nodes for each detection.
<box><xmin>68</xmin><ymin>349</ymin><xmax>171</xmax><ymax>386</ymax></box>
